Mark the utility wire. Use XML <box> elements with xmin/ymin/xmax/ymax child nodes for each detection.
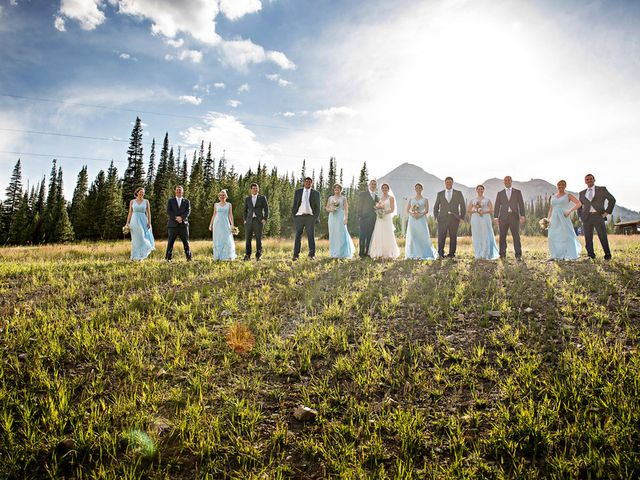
<box><xmin>0</xmin><ymin>150</ymin><xmax>125</xmax><ymax>164</ymax></box>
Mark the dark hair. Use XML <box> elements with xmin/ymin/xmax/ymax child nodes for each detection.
<box><xmin>304</xmin><ymin>176</ymin><xmax>313</xmax><ymax>182</ymax></box>
<box><xmin>381</xmin><ymin>183</ymin><xmax>390</xmax><ymax>190</ymax></box>
<box><xmin>250</xmin><ymin>183</ymin><xmax>259</xmax><ymax>188</ymax></box>
<box><xmin>333</xmin><ymin>183</ymin><xmax>342</xmax><ymax>190</ymax></box>
<box><xmin>476</xmin><ymin>184</ymin><xmax>485</xmax><ymax>190</ymax></box>
<box><xmin>557</xmin><ymin>179</ymin><xmax>567</xmax><ymax>186</ymax></box>
<box><xmin>445</xmin><ymin>176</ymin><xmax>453</xmax><ymax>182</ymax></box>
<box><xmin>585</xmin><ymin>173</ymin><xmax>595</xmax><ymax>179</ymax></box>
<box><xmin>175</xmin><ymin>185</ymin><xmax>184</xmax><ymax>190</ymax></box>
<box><xmin>415</xmin><ymin>183</ymin><xmax>423</xmax><ymax>189</ymax></box>
<box><xmin>134</xmin><ymin>187</ymin><xmax>145</xmax><ymax>196</ymax></box>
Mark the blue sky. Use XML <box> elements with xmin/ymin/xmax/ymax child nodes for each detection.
<box><xmin>1</xmin><ymin>0</ymin><xmax>639</xmax><ymax>210</ymax></box>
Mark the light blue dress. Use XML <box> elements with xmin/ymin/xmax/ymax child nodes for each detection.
<box><xmin>548</xmin><ymin>194</ymin><xmax>581</xmax><ymax>260</ymax></box>
<box><xmin>130</xmin><ymin>199</ymin><xmax>155</xmax><ymax>261</ymax></box>
<box><xmin>470</xmin><ymin>197</ymin><xmax>499</xmax><ymax>260</ymax></box>
<box><xmin>405</xmin><ymin>198</ymin><xmax>437</xmax><ymax>260</ymax></box>
<box><xmin>212</xmin><ymin>202</ymin><xmax>236</xmax><ymax>261</ymax></box>
<box><xmin>328</xmin><ymin>196</ymin><xmax>355</xmax><ymax>258</ymax></box>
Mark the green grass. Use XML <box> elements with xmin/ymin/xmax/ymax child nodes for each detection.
<box><xmin>0</xmin><ymin>236</ymin><xmax>639</xmax><ymax>479</ymax></box>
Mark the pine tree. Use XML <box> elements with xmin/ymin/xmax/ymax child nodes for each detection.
<box><xmin>328</xmin><ymin>157</ymin><xmax>336</xmax><ymax>190</ymax></box>
<box><xmin>102</xmin><ymin>162</ymin><xmax>125</xmax><ymax>239</ymax></box>
<box><xmin>188</xmin><ymin>152</ymin><xmax>207</xmax><ymax>238</ymax></box>
<box><xmin>358</xmin><ymin>161</ymin><xmax>369</xmax><ymax>191</ymax></box>
<box><xmin>42</xmin><ymin>160</ymin><xmax>59</xmax><ymax>242</ymax></box>
<box><xmin>31</xmin><ymin>178</ymin><xmax>47</xmax><ymax>243</ymax></box>
<box><xmin>146</xmin><ymin>138</ymin><xmax>156</xmax><ymax>192</ymax></box>
<box><xmin>217</xmin><ymin>150</ymin><xmax>227</xmax><ymax>180</ymax></box>
<box><xmin>180</xmin><ymin>153</ymin><xmax>188</xmax><ymax>187</ymax></box>
<box><xmin>1</xmin><ymin>159</ymin><xmax>23</xmax><ymax>242</ymax></box>
<box><xmin>152</xmin><ymin>133</ymin><xmax>172</xmax><ymax>237</ymax></box>
<box><xmin>122</xmin><ymin>117</ymin><xmax>145</xmax><ymax>204</ymax></box>
<box><xmin>8</xmin><ymin>191</ymin><xmax>31</xmax><ymax>244</ymax></box>
<box><xmin>204</xmin><ymin>142</ymin><xmax>214</xmax><ymax>190</ymax></box>
<box><xmin>69</xmin><ymin>165</ymin><xmax>89</xmax><ymax>236</ymax></box>
<box><xmin>83</xmin><ymin>171</ymin><xmax>106</xmax><ymax>240</ymax></box>
<box><xmin>299</xmin><ymin>159</ymin><xmax>306</xmax><ymax>186</ymax></box>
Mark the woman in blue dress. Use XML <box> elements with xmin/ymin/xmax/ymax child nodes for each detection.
<box><xmin>208</xmin><ymin>189</ymin><xmax>237</xmax><ymax>261</ymax></box>
<box><xmin>125</xmin><ymin>187</ymin><xmax>155</xmax><ymax>261</ymax></box>
<box><xmin>547</xmin><ymin>180</ymin><xmax>582</xmax><ymax>260</ymax></box>
<box><xmin>326</xmin><ymin>183</ymin><xmax>355</xmax><ymax>259</ymax></box>
<box><xmin>404</xmin><ymin>183</ymin><xmax>437</xmax><ymax>260</ymax></box>
<box><xmin>468</xmin><ymin>184</ymin><xmax>499</xmax><ymax>260</ymax></box>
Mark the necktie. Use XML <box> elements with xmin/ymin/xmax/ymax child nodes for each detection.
<box><xmin>587</xmin><ymin>188</ymin><xmax>594</xmax><ymax>201</ymax></box>
<box><xmin>177</xmin><ymin>198</ymin><xmax>181</xmax><ymax>208</ymax></box>
<box><xmin>371</xmin><ymin>191</ymin><xmax>375</xmax><ymax>200</ymax></box>
<box><xmin>506</xmin><ymin>189</ymin><xmax>511</xmax><ymax>201</ymax></box>
<box><xmin>304</xmin><ymin>189</ymin><xmax>310</xmax><ymax>213</ymax></box>
<box><xmin>446</xmin><ymin>190</ymin><xmax>451</xmax><ymax>202</ymax></box>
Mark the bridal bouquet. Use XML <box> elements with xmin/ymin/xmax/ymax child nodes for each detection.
<box><xmin>375</xmin><ymin>201</ymin><xmax>385</xmax><ymax>219</ymax></box>
<box><xmin>474</xmin><ymin>201</ymin><xmax>483</xmax><ymax>214</ymax></box>
<box><xmin>328</xmin><ymin>199</ymin><xmax>340</xmax><ymax>213</ymax></box>
<box><xmin>122</xmin><ymin>225</ymin><xmax>130</xmax><ymax>235</ymax></box>
<box><xmin>411</xmin><ymin>204</ymin><xmax>421</xmax><ymax>215</ymax></box>
<box><xmin>231</xmin><ymin>226</ymin><xmax>239</xmax><ymax>235</ymax></box>
<box><xmin>538</xmin><ymin>218</ymin><xmax>549</xmax><ymax>230</ymax></box>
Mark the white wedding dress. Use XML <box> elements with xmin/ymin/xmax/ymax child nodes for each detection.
<box><xmin>369</xmin><ymin>196</ymin><xmax>400</xmax><ymax>259</ymax></box>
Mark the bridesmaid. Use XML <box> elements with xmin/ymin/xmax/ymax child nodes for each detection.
<box><xmin>468</xmin><ymin>184</ymin><xmax>499</xmax><ymax>260</ymax></box>
<box><xmin>404</xmin><ymin>183</ymin><xmax>437</xmax><ymax>260</ymax></box>
<box><xmin>326</xmin><ymin>183</ymin><xmax>355</xmax><ymax>258</ymax></box>
<box><xmin>548</xmin><ymin>180</ymin><xmax>582</xmax><ymax>260</ymax></box>
<box><xmin>125</xmin><ymin>187</ymin><xmax>155</xmax><ymax>261</ymax></box>
<box><xmin>208</xmin><ymin>189</ymin><xmax>237</xmax><ymax>261</ymax></box>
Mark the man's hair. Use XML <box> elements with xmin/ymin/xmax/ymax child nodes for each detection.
<box><xmin>445</xmin><ymin>176</ymin><xmax>453</xmax><ymax>182</ymax></box>
<box><xmin>304</xmin><ymin>176</ymin><xmax>313</xmax><ymax>182</ymax></box>
<box><xmin>585</xmin><ymin>173</ymin><xmax>595</xmax><ymax>179</ymax></box>
<box><xmin>250</xmin><ymin>183</ymin><xmax>259</xmax><ymax>188</ymax></box>
<box><xmin>175</xmin><ymin>185</ymin><xmax>184</xmax><ymax>190</ymax></box>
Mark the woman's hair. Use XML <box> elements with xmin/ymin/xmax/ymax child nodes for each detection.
<box><xmin>476</xmin><ymin>184</ymin><xmax>485</xmax><ymax>190</ymax></box>
<box><xmin>218</xmin><ymin>189</ymin><xmax>228</xmax><ymax>197</ymax></box>
<box><xmin>333</xmin><ymin>183</ymin><xmax>342</xmax><ymax>190</ymax></box>
<box><xmin>415</xmin><ymin>183</ymin><xmax>423</xmax><ymax>189</ymax></box>
<box><xmin>134</xmin><ymin>187</ymin><xmax>145</xmax><ymax>196</ymax></box>
<box><xmin>557</xmin><ymin>180</ymin><xmax>567</xmax><ymax>187</ymax></box>
<box><xmin>381</xmin><ymin>183</ymin><xmax>390</xmax><ymax>190</ymax></box>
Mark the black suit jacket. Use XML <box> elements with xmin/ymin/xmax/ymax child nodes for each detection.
<box><xmin>494</xmin><ymin>188</ymin><xmax>525</xmax><ymax>219</ymax></box>
<box><xmin>358</xmin><ymin>190</ymin><xmax>379</xmax><ymax>220</ymax></box>
<box><xmin>166</xmin><ymin>197</ymin><xmax>191</xmax><ymax>228</ymax></box>
<box><xmin>292</xmin><ymin>188</ymin><xmax>321</xmax><ymax>223</ymax></box>
<box><xmin>577</xmin><ymin>186</ymin><xmax>615</xmax><ymax>221</ymax></box>
<box><xmin>433</xmin><ymin>189</ymin><xmax>466</xmax><ymax>224</ymax></box>
<box><xmin>244</xmin><ymin>195</ymin><xmax>269</xmax><ymax>223</ymax></box>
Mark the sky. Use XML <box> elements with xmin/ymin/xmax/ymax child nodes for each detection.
<box><xmin>1</xmin><ymin>0</ymin><xmax>639</xmax><ymax>210</ymax></box>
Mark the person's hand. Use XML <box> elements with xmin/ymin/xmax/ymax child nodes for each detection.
<box><xmin>493</xmin><ymin>218</ymin><xmax>499</xmax><ymax>225</ymax></box>
<box><xmin>343</xmin><ymin>218</ymin><xmax>348</xmax><ymax>225</ymax></box>
<box><xmin>176</xmin><ymin>216</ymin><xmax>182</xmax><ymax>223</ymax></box>
<box><xmin>208</xmin><ymin>224</ymin><xmax>213</xmax><ymax>231</ymax></box>
<box><xmin>147</xmin><ymin>223</ymin><xmax>151</xmax><ymax>229</ymax></box>
<box><xmin>564</xmin><ymin>211</ymin><xmax>570</xmax><ymax>218</ymax></box>
<box><xmin>519</xmin><ymin>216</ymin><xmax>525</xmax><ymax>225</ymax></box>
<box><xmin>602</xmin><ymin>212</ymin><xmax>608</xmax><ymax>218</ymax></box>
<box><xmin>261</xmin><ymin>219</ymin><xmax>266</xmax><ymax>224</ymax></box>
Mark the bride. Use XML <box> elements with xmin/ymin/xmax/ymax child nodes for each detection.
<box><xmin>369</xmin><ymin>183</ymin><xmax>400</xmax><ymax>259</ymax></box>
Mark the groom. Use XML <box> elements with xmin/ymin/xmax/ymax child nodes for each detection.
<box><xmin>292</xmin><ymin>177</ymin><xmax>321</xmax><ymax>260</ymax></box>
<box><xmin>578</xmin><ymin>173</ymin><xmax>616</xmax><ymax>260</ymax></box>
<box><xmin>358</xmin><ymin>179</ymin><xmax>378</xmax><ymax>258</ymax></box>
<box><xmin>165</xmin><ymin>185</ymin><xmax>192</xmax><ymax>261</ymax></box>
<box><xmin>243</xmin><ymin>183</ymin><xmax>269</xmax><ymax>261</ymax></box>
<box><xmin>433</xmin><ymin>177</ymin><xmax>466</xmax><ymax>258</ymax></box>
<box><xmin>493</xmin><ymin>175</ymin><xmax>525</xmax><ymax>259</ymax></box>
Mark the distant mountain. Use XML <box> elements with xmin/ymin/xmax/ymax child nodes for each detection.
<box><xmin>377</xmin><ymin>163</ymin><xmax>639</xmax><ymax>221</ymax></box>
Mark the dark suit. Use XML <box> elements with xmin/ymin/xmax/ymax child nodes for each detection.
<box><xmin>243</xmin><ymin>195</ymin><xmax>269</xmax><ymax>259</ymax></box>
<box><xmin>433</xmin><ymin>189</ymin><xmax>466</xmax><ymax>258</ymax></box>
<box><xmin>494</xmin><ymin>188</ymin><xmax>526</xmax><ymax>258</ymax></box>
<box><xmin>358</xmin><ymin>190</ymin><xmax>379</xmax><ymax>257</ymax></box>
<box><xmin>578</xmin><ymin>186</ymin><xmax>615</xmax><ymax>259</ymax></box>
<box><xmin>165</xmin><ymin>197</ymin><xmax>192</xmax><ymax>260</ymax></box>
<box><xmin>291</xmin><ymin>188</ymin><xmax>321</xmax><ymax>258</ymax></box>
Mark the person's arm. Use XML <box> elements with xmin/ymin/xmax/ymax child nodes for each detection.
<box><xmin>228</xmin><ymin>203</ymin><xmax>234</xmax><ymax>227</ymax></box>
<box><xmin>343</xmin><ymin>198</ymin><xmax>349</xmax><ymax>224</ymax></box>
<box><xmin>243</xmin><ymin>198</ymin><xmax>249</xmax><ymax>224</ymax></box>
<box><xmin>547</xmin><ymin>197</ymin><xmax>553</xmax><ymax>223</ymax></box>
<box><xmin>146</xmin><ymin>200</ymin><xmax>152</xmax><ymax>228</ymax></box>
<box><xmin>518</xmin><ymin>190</ymin><xmax>525</xmax><ymax>224</ymax></box>
<box><xmin>313</xmin><ymin>191</ymin><xmax>321</xmax><ymax>223</ymax></box>
<box><xmin>458</xmin><ymin>193</ymin><xmax>466</xmax><ymax>219</ymax></box>
<box><xmin>262</xmin><ymin>196</ymin><xmax>269</xmax><ymax>223</ymax></box>
<box><xmin>603</xmin><ymin>187</ymin><xmax>616</xmax><ymax>216</ymax></box>
<box><xmin>486</xmin><ymin>199</ymin><xmax>494</xmax><ymax>216</ymax></box>
<box><xmin>126</xmin><ymin>200</ymin><xmax>133</xmax><ymax>226</ymax></box>
<box><xmin>565</xmin><ymin>194</ymin><xmax>581</xmax><ymax>217</ymax></box>
<box><xmin>291</xmin><ymin>191</ymin><xmax>298</xmax><ymax>217</ymax></box>
<box><xmin>183</xmin><ymin>199</ymin><xmax>191</xmax><ymax>219</ymax></box>
<box><xmin>433</xmin><ymin>193</ymin><xmax>440</xmax><ymax>218</ymax></box>
<box><xmin>493</xmin><ymin>193</ymin><xmax>501</xmax><ymax>221</ymax></box>
<box><xmin>166</xmin><ymin>199</ymin><xmax>174</xmax><ymax>220</ymax></box>
<box><xmin>467</xmin><ymin>200</ymin><xmax>474</xmax><ymax>216</ymax></box>
<box><xmin>577</xmin><ymin>191</ymin><xmax>584</xmax><ymax>219</ymax></box>
<box><xmin>423</xmin><ymin>199</ymin><xmax>429</xmax><ymax>216</ymax></box>
<box><xmin>208</xmin><ymin>204</ymin><xmax>217</xmax><ymax>231</ymax></box>
<box><xmin>387</xmin><ymin>196</ymin><xmax>395</xmax><ymax>215</ymax></box>
<box><xmin>325</xmin><ymin>196</ymin><xmax>333</xmax><ymax>213</ymax></box>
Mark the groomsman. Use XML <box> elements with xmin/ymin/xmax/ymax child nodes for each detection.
<box><xmin>578</xmin><ymin>173</ymin><xmax>616</xmax><ymax>260</ymax></box>
<box><xmin>165</xmin><ymin>185</ymin><xmax>192</xmax><ymax>261</ymax></box>
<box><xmin>358</xmin><ymin>179</ymin><xmax>378</xmax><ymax>258</ymax></box>
<box><xmin>243</xmin><ymin>183</ymin><xmax>269</xmax><ymax>261</ymax></box>
<box><xmin>433</xmin><ymin>177</ymin><xmax>466</xmax><ymax>258</ymax></box>
<box><xmin>291</xmin><ymin>177</ymin><xmax>321</xmax><ymax>260</ymax></box>
<box><xmin>493</xmin><ymin>176</ymin><xmax>525</xmax><ymax>259</ymax></box>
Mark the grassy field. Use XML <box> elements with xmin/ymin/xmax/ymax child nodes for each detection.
<box><xmin>0</xmin><ymin>236</ymin><xmax>639</xmax><ymax>479</ymax></box>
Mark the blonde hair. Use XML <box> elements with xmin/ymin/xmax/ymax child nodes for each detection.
<box><xmin>134</xmin><ymin>187</ymin><xmax>145</xmax><ymax>196</ymax></box>
<box><xmin>218</xmin><ymin>189</ymin><xmax>228</xmax><ymax>197</ymax></box>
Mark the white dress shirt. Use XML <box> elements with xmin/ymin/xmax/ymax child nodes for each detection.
<box><xmin>296</xmin><ymin>188</ymin><xmax>313</xmax><ymax>215</ymax></box>
<box><xmin>176</xmin><ymin>197</ymin><xmax>182</xmax><ymax>208</ymax></box>
<box><xmin>252</xmin><ymin>194</ymin><xmax>257</xmax><ymax>217</ymax></box>
<box><xmin>445</xmin><ymin>189</ymin><xmax>452</xmax><ymax>202</ymax></box>
<box><xmin>587</xmin><ymin>187</ymin><xmax>597</xmax><ymax>212</ymax></box>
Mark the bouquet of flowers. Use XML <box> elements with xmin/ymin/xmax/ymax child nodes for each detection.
<box><xmin>474</xmin><ymin>201</ymin><xmax>483</xmax><ymax>215</ymax></box>
<box><xmin>411</xmin><ymin>204</ymin><xmax>421</xmax><ymax>215</ymax></box>
<box><xmin>122</xmin><ymin>225</ymin><xmax>130</xmax><ymax>235</ymax></box>
<box><xmin>231</xmin><ymin>226</ymin><xmax>239</xmax><ymax>235</ymax></box>
<box><xmin>375</xmin><ymin>201</ymin><xmax>385</xmax><ymax>219</ymax></box>
<box><xmin>538</xmin><ymin>217</ymin><xmax>549</xmax><ymax>230</ymax></box>
<box><xmin>328</xmin><ymin>199</ymin><xmax>340</xmax><ymax>213</ymax></box>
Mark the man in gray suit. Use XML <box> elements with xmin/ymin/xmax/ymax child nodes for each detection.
<box><xmin>578</xmin><ymin>173</ymin><xmax>615</xmax><ymax>260</ymax></box>
<box><xmin>243</xmin><ymin>183</ymin><xmax>269</xmax><ymax>261</ymax></box>
<box><xmin>493</xmin><ymin>176</ymin><xmax>525</xmax><ymax>259</ymax></box>
<box><xmin>433</xmin><ymin>177</ymin><xmax>466</xmax><ymax>258</ymax></box>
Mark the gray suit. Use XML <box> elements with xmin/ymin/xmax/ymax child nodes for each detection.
<box><xmin>433</xmin><ymin>189</ymin><xmax>466</xmax><ymax>258</ymax></box>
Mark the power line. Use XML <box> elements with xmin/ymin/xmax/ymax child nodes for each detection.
<box><xmin>0</xmin><ymin>93</ymin><xmax>302</xmax><ymax>131</ymax></box>
<box><xmin>0</xmin><ymin>150</ymin><xmax>125</xmax><ymax>164</ymax></box>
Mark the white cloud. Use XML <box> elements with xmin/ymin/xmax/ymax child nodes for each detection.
<box><xmin>237</xmin><ymin>83</ymin><xmax>250</xmax><ymax>93</ymax></box>
<box><xmin>179</xmin><ymin>95</ymin><xmax>203</xmax><ymax>105</ymax></box>
<box><xmin>312</xmin><ymin>106</ymin><xmax>357</xmax><ymax>121</ymax></box>
<box><xmin>119</xmin><ymin>52</ymin><xmax>131</xmax><ymax>59</ymax></box>
<box><xmin>214</xmin><ymin>82</ymin><xmax>225</xmax><ymax>89</ymax></box>
<box><xmin>165</xmin><ymin>49</ymin><xmax>203</xmax><ymax>63</ymax></box>
<box><xmin>266</xmin><ymin>73</ymin><xmax>292</xmax><ymax>87</ymax></box>
<box><xmin>181</xmin><ymin>112</ymin><xmax>274</xmax><ymax>171</ymax></box>
<box><xmin>166</xmin><ymin>37</ymin><xmax>184</xmax><ymax>48</ymax></box>
<box><xmin>227</xmin><ymin>99</ymin><xmax>242</xmax><ymax>108</ymax></box>
<box><xmin>282</xmin><ymin>112</ymin><xmax>295</xmax><ymax>117</ymax></box>
<box><xmin>54</xmin><ymin>16</ymin><xmax>66</xmax><ymax>31</ymax></box>
<box><xmin>219</xmin><ymin>39</ymin><xmax>296</xmax><ymax>72</ymax></box>
<box><xmin>59</xmin><ymin>0</ymin><xmax>106</xmax><ymax>31</ymax></box>
<box><xmin>116</xmin><ymin>0</ymin><xmax>221</xmax><ymax>44</ymax></box>
<box><xmin>9</xmin><ymin>0</ymin><xmax>18</xmax><ymax>5</ymax></box>
<box><xmin>219</xmin><ymin>0</ymin><xmax>261</xmax><ymax>20</ymax></box>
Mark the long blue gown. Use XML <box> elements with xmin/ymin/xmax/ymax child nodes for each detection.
<box><xmin>548</xmin><ymin>194</ymin><xmax>581</xmax><ymax>260</ymax></box>
<box><xmin>405</xmin><ymin>198</ymin><xmax>437</xmax><ymax>260</ymax></box>
<box><xmin>130</xmin><ymin>199</ymin><xmax>155</xmax><ymax>261</ymax></box>
<box><xmin>212</xmin><ymin>202</ymin><xmax>236</xmax><ymax>261</ymax></box>
<box><xmin>328</xmin><ymin>196</ymin><xmax>355</xmax><ymax>258</ymax></box>
<box><xmin>470</xmin><ymin>197</ymin><xmax>499</xmax><ymax>260</ymax></box>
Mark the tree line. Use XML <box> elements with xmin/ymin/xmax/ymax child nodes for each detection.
<box><xmin>0</xmin><ymin>117</ymin><xmax>615</xmax><ymax>245</ymax></box>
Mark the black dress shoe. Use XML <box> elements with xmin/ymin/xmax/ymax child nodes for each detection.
<box><xmin>243</xmin><ymin>255</ymin><xmax>250</xmax><ymax>261</ymax></box>
<box><xmin>292</xmin><ymin>256</ymin><xmax>298</xmax><ymax>261</ymax></box>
